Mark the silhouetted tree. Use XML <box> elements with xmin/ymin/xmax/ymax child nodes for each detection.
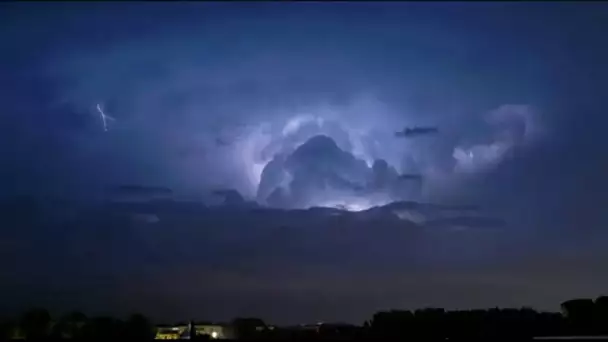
<box><xmin>371</xmin><ymin>310</ymin><xmax>414</xmax><ymax>338</ymax></box>
<box><xmin>594</xmin><ymin>296</ymin><xmax>608</xmax><ymax>331</ymax></box>
<box><xmin>414</xmin><ymin>308</ymin><xmax>445</xmax><ymax>339</ymax></box>
<box><xmin>372</xmin><ymin>307</ymin><xmax>566</xmax><ymax>340</ymax></box>
<box><xmin>123</xmin><ymin>313</ymin><xmax>154</xmax><ymax>340</ymax></box>
<box><xmin>82</xmin><ymin>316</ymin><xmax>123</xmax><ymax>340</ymax></box>
<box><xmin>562</xmin><ymin>298</ymin><xmax>595</xmax><ymax>335</ymax></box>
<box><xmin>50</xmin><ymin>311</ymin><xmax>88</xmax><ymax>339</ymax></box>
<box><xmin>562</xmin><ymin>298</ymin><xmax>594</xmax><ymax>318</ymax></box>
<box><xmin>19</xmin><ymin>308</ymin><xmax>51</xmax><ymax>340</ymax></box>
<box><xmin>0</xmin><ymin>318</ymin><xmax>16</xmax><ymax>340</ymax></box>
<box><xmin>232</xmin><ymin>317</ymin><xmax>266</xmax><ymax>339</ymax></box>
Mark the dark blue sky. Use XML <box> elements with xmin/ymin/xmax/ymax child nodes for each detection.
<box><xmin>1</xmin><ymin>2</ymin><xmax>608</xmax><ymax>324</ymax></box>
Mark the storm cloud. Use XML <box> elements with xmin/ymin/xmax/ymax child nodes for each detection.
<box><xmin>2</xmin><ymin>1</ymin><xmax>608</xmax><ymax>325</ymax></box>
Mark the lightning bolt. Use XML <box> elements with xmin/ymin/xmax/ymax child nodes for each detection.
<box><xmin>96</xmin><ymin>103</ymin><xmax>115</xmax><ymax>132</ymax></box>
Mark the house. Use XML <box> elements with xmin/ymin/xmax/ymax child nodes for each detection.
<box><xmin>155</xmin><ymin>322</ymin><xmax>234</xmax><ymax>340</ymax></box>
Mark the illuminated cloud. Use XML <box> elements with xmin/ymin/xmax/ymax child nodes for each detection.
<box><xmin>257</xmin><ymin>134</ymin><xmax>414</xmax><ymax>210</ymax></box>
<box><xmin>453</xmin><ymin>141</ymin><xmax>511</xmax><ymax>173</ymax></box>
<box><xmin>2</xmin><ymin>2</ymin><xmax>607</xmax><ymax>325</ymax></box>
<box><xmin>486</xmin><ymin>104</ymin><xmax>546</xmax><ymax>144</ymax></box>
<box><xmin>453</xmin><ymin>105</ymin><xmax>545</xmax><ymax>174</ymax></box>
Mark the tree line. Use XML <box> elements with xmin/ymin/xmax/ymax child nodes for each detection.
<box><xmin>1</xmin><ymin>296</ymin><xmax>607</xmax><ymax>340</ymax></box>
<box><xmin>367</xmin><ymin>296</ymin><xmax>608</xmax><ymax>340</ymax></box>
<box><xmin>0</xmin><ymin>310</ymin><xmax>154</xmax><ymax>340</ymax></box>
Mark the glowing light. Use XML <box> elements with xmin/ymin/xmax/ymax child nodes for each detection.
<box><xmin>281</xmin><ymin>114</ymin><xmax>327</xmax><ymax>137</ymax></box>
<box><xmin>211</xmin><ymin>331</ymin><xmax>218</xmax><ymax>339</ymax></box>
<box><xmin>235</xmin><ymin>124</ymin><xmax>274</xmax><ymax>195</ymax></box>
<box><xmin>318</xmin><ymin>197</ymin><xmax>378</xmax><ymax>212</ymax></box>
<box><xmin>283</xmin><ymin>115</ymin><xmax>312</xmax><ymax>136</ymax></box>
<box><xmin>343</xmin><ymin>202</ymin><xmax>368</xmax><ymax>212</ymax></box>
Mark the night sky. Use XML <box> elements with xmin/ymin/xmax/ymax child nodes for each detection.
<box><xmin>1</xmin><ymin>2</ymin><xmax>608</xmax><ymax>325</ymax></box>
